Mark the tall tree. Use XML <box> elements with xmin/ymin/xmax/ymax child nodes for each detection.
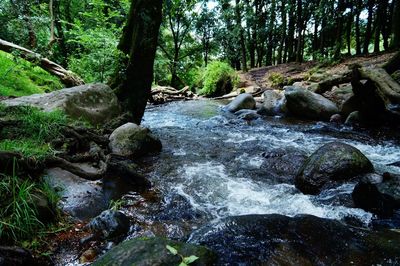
<box><xmin>235</xmin><ymin>0</ymin><xmax>247</xmax><ymax>71</ymax></box>
<box><xmin>392</xmin><ymin>0</ymin><xmax>400</xmax><ymax>48</ymax></box>
<box><xmin>112</xmin><ymin>0</ymin><xmax>163</xmax><ymax>124</ymax></box>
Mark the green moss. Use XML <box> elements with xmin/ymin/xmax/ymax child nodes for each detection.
<box><xmin>198</xmin><ymin>61</ymin><xmax>238</xmax><ymax>97</ymax></box>
<box><xmin>268</xmin><ymin>72</ymin><xmax>285</xmax><ymax>87</ymax></box>
<box><xmin>0</xmin><ymin>51</ymin><xmax>63</xmax><ymax>97</ymax></box>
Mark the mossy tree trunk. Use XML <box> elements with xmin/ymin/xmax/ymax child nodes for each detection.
<box><xmin>113</xmin><ymin>0</ymin><xmax>163</xmax><ymax>125</ymax></box>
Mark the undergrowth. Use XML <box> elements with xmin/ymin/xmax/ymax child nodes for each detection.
<box><xmin>198</xmin><ymin>61</ymin><xmax>238</xmax><ymax>97</ymax></box>
<box><xmin>0</xmin><ymin>164</ymin><xmax>61</xmax><ymax>245</ymax></box>
<box><xmin>0</xmin><ymin>51</ymin><xmax>63</xmax><ymax>97</ymax></box>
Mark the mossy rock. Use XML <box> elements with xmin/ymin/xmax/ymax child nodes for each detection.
<box><xmin>295</xmin><ymin>142</ymin><xmax>374</xmax><ymax>195</ymax></box>
<box><xmin>93</xmin><ymin>237</ymin><xmax>216</xmax><ymax>266</ymax></box>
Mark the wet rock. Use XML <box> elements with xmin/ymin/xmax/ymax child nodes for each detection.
<box><xmin>31</xmin><ymin>193</ymin><xmax>56</xmax><ymax>223</ymax></box>
<box><xmin>261</xmin><ymin>148</ymin><xmax>308</xmax><ymax>183</ymax></box>
<box><xmin>330</xmin><ymin>113</ymin><xmax>342</xmax><ymax>123</ymax></box>
<box><xmin>2</xmin><ymin>83</ymin><xmax>120</xmax><ymax>125</ymax></box>
<box><xmin>284</xmin><ymin>86</ymin><xmax>339</xmax><ymax>121</ymax></box>
<box><xmin>106</xmin><ymin>154</ymin><xmax>151</xmax><ymax>189</ymax></box>
<box><xmin>157</xmin><ymin>193</ymin><xmax>206</xmax><ymax>222</ymax></box>
<box><xmin>345</xmin><ymin>111</ymin><xmax>363</xmax><ymax>126</ymax></box>
<box><xmin>295</xmin><ymin>142</ymin><xmax>374</xmax><ymax>195</ymax></box>
<box><xmin>88</xmin><ymin>210</ymin><xmax>130</xmax><ymax>239</ymax></box>
<box><xmin>258</xmin><ymin>90</ymin><xmax>287</xmax><ymax>116</ymax></box>
<box><xmin>225</xmin><ymin>93</ymin><xmax>256</xmax><ymax>113</ymax></box>
<box><xmin>189</xmin><ymin>214</ymin><xmax>400</xmax><ymax>265</ymax></box>
<box><xmin>109</xmin><ymin>122</ymin><xmax>162</xmax><ymax>157</ymax></box>
<box><xmin>352</xmin><ymin>173</ymin><xmax>400</xmax><ymax>217</ymax></box>
<box><xmin>0</xmin><ymin>246</ymin><xmax>37</xmax><ymax>266</ymax></box>
<box><xmin>80</xmin><ymin>248</ymin><xmax>97</xmax><ymax>264</ymax></box>
<box><xmin>234</xmin><ymin>109</ymin><xmax>261</xmax><ymax>121</ymax></box>
<box><xmin>44</xmin><ymin>168</ymin><xmax>106</xmax><ymax>220</ymax></box>
<box><xmin>93</xmin><ymin>237</ymin><xmax>216</xmax><ymax>266</ymax></box>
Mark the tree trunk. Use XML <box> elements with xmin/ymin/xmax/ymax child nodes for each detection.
<box><xmin>113</xmin><ymin>0</ymin><xmax>163</xmax><ymax>124</ymax></box>
<box><xmin>0</xmin><ymin>38</ymin><xmax>83</xmax><ymax>87</ymax></box>
<box><xmin>355</xmin><ymin>1</ymin><xmax>362</xmax><ymax>55</ymax></box>
<box><xmin>235</xmin><ymin>0</ymin><xmax>247</xmax><ymax>72</ymax></box>
<box><xmin>295</xmin><ymin>0</ymin><xmax>303</xmax><ymax>63</ymax></box>
<box><xmin>363</xmin><ymin>0</ymin><xmax>375</xmax><ymax>54</ymax></box>
<box><xmin>392</xmin><ymin>0</ymin><xmax>400</xmax><ymax>48</ymax></box>
<box><xmin>287</xmin><ymin>0</ymin><xmax>296</xmax><ymax>62</ymax></box>
<box><xmin>266</xmin><ymin>0</ymin><xmax>277</xmax><ymax>66</ymax></box>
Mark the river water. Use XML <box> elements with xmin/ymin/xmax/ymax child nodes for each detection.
<box><xmin>140</xmin><ymin>99</ymin><xmax>400</xmax><ymax>227</ymax></box>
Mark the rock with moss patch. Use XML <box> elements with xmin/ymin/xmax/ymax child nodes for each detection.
<box><xmin>2</xmin><ymin>83</ymin><xmax>120</xmax><ymax>125</ymax></box>
<box><xmin>93</xmin><ymin>237</ymin><xmax>216</xmax><ymax>266</ymax></box>
<box><xmin>225</xmin><ymin>93</ymin><xmax>256</xmax><ymax>113</ymax></box>
<box><xmin>295</xmin><ymin>142</ymin><xmax>374</xmax><ymax>195</ymax></box>
<box><xmin>87</xmin><ymin>210</ymin><xmax>130</xmax><ymax>239</ymax></box>
<box><xmin>284</xmin><ymin>86</ymin><xmax>339</xmax><ymax>121</ymax></box>
<box><xmin>109</xmin><ymin>123</ymin><xmax>162</xmax><ymax>158</ymax></box>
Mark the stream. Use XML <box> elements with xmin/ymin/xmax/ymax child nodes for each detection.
<box><xmin>138</xmin><ymin>99</ymin><xmax>400</xmax><ymax>230</ymax></box>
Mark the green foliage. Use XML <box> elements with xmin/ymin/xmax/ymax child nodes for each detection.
<box><xmin>0</xmin><ymin>51</ymin><xmax>63</xmax><ymax>97</ymax></box>
<box><xmin>0</xmin><ymin>170</ymin><xmax>62</xmax><ymax>244</ymax></box>
<box><xmin>66</xmin><ymin>0</ymin><xmax>129</xmax><ymax>83</ymax></box>
<box><xmin>198</xmin><ymin>61</ymin><xmax>238</xmax><ymax>96</ymax></box>
<box><xmin>166</xmin><ymin>245</ymin><xmax>199</xmax><ymax>266</ymax></box>
<box><xmin>268</xmin><ymin>72</ymin><xmax>285</xmax><ymax>87</ymax></box>
<box><xmin>109</xmin><ymin>198</ymin><xmax>126</xmax><ymax>211</ymax></box>
<box><xmin>0</xmin><ymin>106</ymin><xmax>67</xmax><ymax>159</ymax></box>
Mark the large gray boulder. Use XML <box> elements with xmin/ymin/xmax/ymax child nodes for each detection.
<box><xmin>259</xmin><ymin>90</ymin><xmax>287</xmax><ymax>116</ymax></box>
<box><xmin>295</xmin><ymin>142</ymin><xmax>374</xmax><ymax>195</ymax></box>
<box><xmin>108</xmin><ymin>123</ymin><xmax>162</xmax><ymax>157</ymax></box>
<box><xmin>225</xmin><ymin>93</ymin><xmax>256</xmax><ymax>113</ymax></box>
<box><xmin>93</xmin><ymin>237</ymin><xmax>215</xmax><ymax>266</ymax></box>
<box><xmin>1</xmin><ymin>83</ymin><xmax>120</xmax><ymax>125</ymax></box>
<box><xmin>87</xmin><ymin>210</ymin><xmax>130</xmax><ymax>239</ymax></box>
<box><xmin>284</xmin><ymin>86</ymin><xmax>339</xmax><ymax>121</ymax></box>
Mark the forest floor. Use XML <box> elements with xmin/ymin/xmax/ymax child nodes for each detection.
<box><xmin>240</xmin><ymin>52</ymin><xmax>397</xmax><ymax>90</ymax></box>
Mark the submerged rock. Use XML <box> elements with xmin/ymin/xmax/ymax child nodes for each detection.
<box><xmin>0</xmin><ymin>246</ymin><xmax>37</xmax><ymax>266</ymax></box>
<box><xmin>234</xmin><ymin>109</ymin><xmax>261</xmax><ymax>121</ymax></box>
<box><xmin>295</xmin><ymin>142</ymin><xmax>374</xmax><ymax>195</ymax></box>
<box><xmin>225</xmin><ymin>93</ymin><xmax>256</xmax><ymax>113</ymax></box>
<box><xmin>88</xmin><ymin>210</ymin><xmax>130</xmax><ymax>239</ymax></box>
<box><xmin>284</xmin><ymin>86</ymin><xmax>339</xmax><ymax>121</ymax></box>
<box><xmin>109</xmin><ymin>123</ymin><xmax>162</xmax><ymax>158</ymax></box>
<box><xmin>352</xmin><ymin>173</ymin><xmax>400</xmax><ymax>217</ymax></box>
<box><xmin>93</xmin><ymin>237</ymin><xmax>216</xmax><ymax>266</ymax></box>
<box><xmin>189</xmin><ymin>214</ymin><xmax>400</xmax><ymax>265</ymax></box>
<box><xmin>1</xmin><ymin>83</ymin><xmax>120</xmax><ymax>125</ymax></box>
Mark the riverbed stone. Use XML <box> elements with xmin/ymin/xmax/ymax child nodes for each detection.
<box><xmin>284</xmin><ymin>86</ymin><xmax>339</xmax><ymax>121</ymax></box>
<box><xmin>295</xmin><ymin>142</ymin><xmax>374</xmax><ymax>195</ymax></box>
<box><xmin>93</xmin><ymin>237</ymin><xmax>216</xmax><ymax>266</ymax></box>
<box><xmin>261</xmin><ymin>148</ymin><xmax>308</xmax><ymax>183</ymax></box>
<box><xmin>225</xmin><ymin>93</ymin><xmax>256</xmax><ymax>113</ymax></box>
<box><xmin>259</xmin><ymin>90</ymin><xmax>287</xmax><ymax>116</ymax></box>
<box><xmin>234</xmin><ymin>109</ymin><xmax>261</xmax><ymax>120</ymax></box>
<box><xmin>0</xmin><ymin>246</ymin><xmax>37</xmax><ymax>266</ymax></box>
<box><xmin>108</xmin><ymin>123</ymin><xmax>162</xmax><ymax>158</ymax></box>
<box><xmin>189</xmin><ymin>214</ymin><xmax>400</xmax><ymax>265</ymax></box>
<box><xmin>87</xmin><ymin>210</ymin><xmax>130</xmax><ymax>239</ymax></box>
<box><xmin>352</xmin><ymin>173</ymin><xmax>400</xmax><ymax>217</ymax></box>
<box><xmin>1</xmin><ymin>83</ymin><xmax>120</xmax><ymax>125</ymax></box>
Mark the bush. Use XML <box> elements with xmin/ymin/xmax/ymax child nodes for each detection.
<box><xmin>198</xmin><ymin>61</ymin><xmax>238</xmax><ymax>97</ymax></box>
<box><xmin>268</xmin><ymin>72</ymin><xmax>285</xmax><ymax>87</ymax></box>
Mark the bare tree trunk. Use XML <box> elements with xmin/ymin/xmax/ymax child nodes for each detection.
<box><xmin>235</xmin><ymin>0</ymin><xmax>247</xmax><ymax>72</ymax></box>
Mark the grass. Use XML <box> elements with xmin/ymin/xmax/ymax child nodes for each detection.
<box><xmin>0</xmin><ymin>140</ymin><xmax>53</xmax><ymax>159</ymax></box>
<box><xmin>0</xmin><ymin>50</ymin><xmax>63</xmax><ymax>97</ymax></box>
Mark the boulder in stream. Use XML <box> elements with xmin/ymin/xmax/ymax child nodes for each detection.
<box><xmin>189</xmin><ymin>214</ymin><xmax>400</xmax><ymax>265</ymax></box>
<box><xmin>284</xmin><ymin>86</ymin><xmax>339</xmax><ymax>121</ymax></box>
<box><xmin>295</xmin><ymin>142</ymin><xmax>374</xmax><ymax>195</ymax></box>
<box><xmin>1</xmin><ymin>83</ymin><xmax>120</xmax><ymax>125</ymax></box>
<box><xmin>258</xmin><ymin>90</ymin><xmax>287</xmax><ymax>116</ymax></box>
<box><xmin>225</xmin><ymin>93</ymin><xmax>256</xmax><ymax>113</ymax></box>
<box><xmin>87</xmin><ymin>210</ymin><xmax>130</xmax><ymax>239</ymax></box>
<box><xmin>108</xmin><ymin>123</ymin><xmax>162</xmax><ymax>158</ymax></box>
<box><xmin>352</xmin><ymin>173</ymin><xmax>400</xmax><ymax>217</ymax></box>
<box><xmin>93</xmin><ymin>237</ymin><xmax>216</xmax><ymax>266</ymax></box>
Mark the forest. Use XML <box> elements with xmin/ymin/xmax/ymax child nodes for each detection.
<box><xmin>1</xmin><ymin>0</ymin><xmax>400</xmax><ymax>265</ymax></box>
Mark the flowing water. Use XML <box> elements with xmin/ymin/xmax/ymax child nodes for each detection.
<box><xmin>140</xmin><ymin>99</ymin><xmax>400</xmax><ymax>227</ymax></box>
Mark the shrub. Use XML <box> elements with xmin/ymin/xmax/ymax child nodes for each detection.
<box><xmin>198</xmin><ymin>61</ymin><xmax>238</xmax><ymax>97</ymax></box>
<box><xmin>268</xmin><ymin>72</ymin><xmax>285</xmax><ymax>87</ymax></box>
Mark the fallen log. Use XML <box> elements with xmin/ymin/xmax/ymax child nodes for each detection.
<box><xmin>316</xmin><ymin>71</ymin><xmax>352</xmax><ymax>94</ymax></box>
<box><xmin>0</xmin><ymin>38</ymin><xmax>84</xmax><ymax>87</ymax></box>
